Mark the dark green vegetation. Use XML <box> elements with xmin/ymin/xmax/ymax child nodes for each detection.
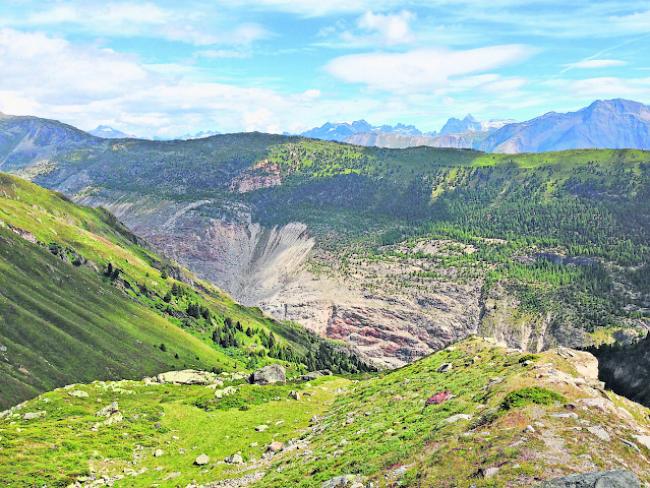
<box><xmin>0</xmin><ymin>173</ymin><xmax>369</xmax><ymax>408</ymax></box>
<box><xmin>501</xmin><ymin>386</ymin><xmax>566</xmax><ymax>410</ymax></box>
<box><xmin>2</xmin><ymin>338</ymin><xmax>648</xmax><ymax>487</ymax></box>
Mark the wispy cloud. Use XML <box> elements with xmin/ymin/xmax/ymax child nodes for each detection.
<box><xmin>566</xmin><ymin>59</ymin><xmax>627</xmax><ymax>69</ymax></box>
<box><xmin>325</xmin><ymin>45</ymin><xmax>534</xmax><ymax>93</ymax></box>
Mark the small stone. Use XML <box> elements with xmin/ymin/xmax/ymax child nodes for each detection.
<box><xmin>524</xmin><ymin>425</ymin><xmax>535</xmax><ymax>433</ymax></box>
<box><xmin>194</xmin><ymin>454</ymin><xmax>210</xmax><ymax>465</ymax></box>
<box><xmin>69</xmin><ymin>390</ymin><xmax>89</xmax><ymax>398</ymax></box>
<box><xmin>289</xmin><ymin>390</ymin><xmax>301</xmax><ymax>401</ymax></box>
<box><xmin>255</xmin><ymin>424</ymin><xmax>269</xmax><ymax>432</ymax></box>
<box><xmin>153</xmin><ymin>449</ymin><xmax>164</xmax><ymax>457</ymax></box>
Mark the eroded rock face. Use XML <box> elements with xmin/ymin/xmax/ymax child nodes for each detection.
<box><xmin>77</xmin><ymin>193</ymin><xmax>484</xmax><ymax>367</ymax></box>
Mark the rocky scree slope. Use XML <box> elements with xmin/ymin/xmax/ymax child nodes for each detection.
<box><xmin>1</xmin><ymin>115</ymin><xmax>649</xmax><ymax>366</ymax></box>
<box><xmin>0</xmin><ymin>172</ymin><xmax>369</xmax><ymax>408</ymax></box>
<box><xmin>1</xmin><ymin>338</ymin><xmax>649</xmax><ymax>487</ymax></box>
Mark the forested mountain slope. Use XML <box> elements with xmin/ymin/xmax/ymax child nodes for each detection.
<box><xmin>1</xmin><ymin>113</ymin><xmax>649</xmax><ymax>366</ymax></box>
<box><xmin>0</xmin><ymin>173</ymin><xmax>368</xmax><ymax>408</ymax></box>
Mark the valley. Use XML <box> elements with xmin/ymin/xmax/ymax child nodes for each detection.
<box><xmin>1</xmin><ymin>115</ymin><xmax>648</xmax><ymax>368</ymax></box>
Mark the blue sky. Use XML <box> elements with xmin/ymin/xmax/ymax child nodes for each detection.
<box><xmin>0</xmin><ymin>0</ymin><xmax>649</xmax><ymax>137</ymax></box>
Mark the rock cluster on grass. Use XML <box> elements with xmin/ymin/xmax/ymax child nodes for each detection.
<box><xmin>153</xmin><ymin>369</ymin><xmax>220</xmax><ymax>385</ymax></box>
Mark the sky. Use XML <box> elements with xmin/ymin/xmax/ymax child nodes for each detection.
<box><xmin>0</xmin><ymin>1</ymin><xmax>649</xmax><ymax>138</ymax></box>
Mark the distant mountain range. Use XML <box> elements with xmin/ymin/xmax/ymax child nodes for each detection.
<box><xmin>88</xmin><ymin>125</ymin><xmax>221</xmax><ymax>141</ymax></box>
<box><xmin>480</xmin><ymin>99</ymin><xmax>650</xmax><ymax>153</ymax></box>
<box><xmin>302</xmin><ymin>99</ymin><xmax>650</xmax><ymax>153</ymax></box>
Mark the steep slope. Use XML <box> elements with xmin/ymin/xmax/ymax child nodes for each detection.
<box><xmin>1</xmin><ymin>338</ymin><xmax>649</xmax><ymax>486</ymax></box>
<box><xmin>1</xmin><ymin>115</ymin><xmax>649</xmax><ymax>366</ymax></box>
<box><xmin>481</xmin><ymin>99</ymin><xmax>650</xmax><ymax>153</ymax></box>
<box><xmin>0</xmin><ymin>173</ymin><xmax>370</xmax><ymax>407</ymax></box>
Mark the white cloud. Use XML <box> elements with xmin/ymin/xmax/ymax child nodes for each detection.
<box><xmin>356</xmin><ymin>10</ymin><xmax>415</xmax><ymax>45</ymax></box>
<box><xmin>609</xmin><ymin>9</ymin><xmax>650</xmax><ymax>33</ymax></box>
<box><xmin>549</xmin><ymin>76</ymin><xmax>650</xmax><ymax>99</ymax></box>
<box><xmin>567</xmin><ymin>59</ymin><xmax>627</xmax><ymax>69</ymax></box>
<box><xmin>325</xmin><ymin>45</ymin><xmax>534</xmax><ymax>93</ymax></box>
<box><xmin>0</xmin><ymin>28</ymin><xmax>380</xmax><ymax>136</ymax></box>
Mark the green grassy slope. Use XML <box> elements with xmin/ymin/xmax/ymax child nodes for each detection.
<box><xmin>0</xmin><ymin>173</ymin><xmax>369</xmax><ymax>408</ymax></box>
<box><xmin>2</xmin><ymin>338</ymin><xmax>648</xmax><ymax>487</ymax></box>
<box><xmin>0</xmin><ymin>228</ymin><xmax>232</xmax><ymax>407</ymax></box>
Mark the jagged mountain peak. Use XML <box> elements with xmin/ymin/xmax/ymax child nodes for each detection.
<box><xmin>89</xmin><ymin>125</ymin><xmax>134</xmax><ymax>139</ymax></box>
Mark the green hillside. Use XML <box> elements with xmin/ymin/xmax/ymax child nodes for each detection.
<box><xmin>1</xmin><ymin>338</ymin><xmax>648</xmax><ymax>487</ymax></box>
<box><xmin>0</xmin><ymin>173</ymin><xmax>369</xmax><ymax>408</ymax></box>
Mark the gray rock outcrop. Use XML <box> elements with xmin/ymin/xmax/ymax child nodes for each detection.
<box><xmin>539</xmin><ymin>470</ymin><xmax>639</xmax><ymax>488</ymax></box>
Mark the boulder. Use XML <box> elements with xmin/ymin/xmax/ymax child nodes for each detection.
<box><xmin>194</xmin><ymin>454</ymin><xmax>210</xmax><ymax>466</ymax></box>
<box><xmin>69</xmin><ymin>390</ymin><xmax>89</xmax><ymax>398</ymax></box>
<box><xmin>437</xmin><ymin>363</ymin><xmax>453</xmax><ymax>373</ymax></box>
<box><xmin>481</xmin><ymin>467</ymin><xmax>500</xmax><ymax>478</ymax></box>
<box><xmin>539</xmin><ymin>470</ymin><xmax>639</xmax><ymax>487</ymax></box>
<box><xmin>156</xmin><ymin>370</ymin><xmax>218</xmax><ymax>385</ymax></box>
<box><xmin>23</xmin><ymin>411</ymin><xmax>46</xmax><ymax>420</ymax></box>
<box><xmin>267</xmin><ymin>441</ymin><xmax>284</xmax><ymax>453</ymax></box>
<box><xmin>586</xmin><ymin>425</ymin><xmax>610</xmax><ymax>442</ymax></box>
<box><xmin>96</xmin><ymin>402</ymin><xmax>119</xmax><ymax>417</ymax></box>
<box><xmin>633</xmin><ymin>435</ymin><xmax>650</xmax><ymax>450</ymax></box>
<box><xmin>299</xmin><ymin>370</ymin><xmax>332</xmax><ymax>381</ymax></box>
<box><xmin>250</xmin><ymin>364</ymin><xmax>286</xmax><ymax>385</ymax></box>
<box><xmin>225</xmin><ymin>452</ymin><xmax>243</xmax><ymax>464</ymax></box>
<box><xmin>214</xmin><ymin>386</ymin><xmax>237</xmax><ymax>399</ymax></box>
